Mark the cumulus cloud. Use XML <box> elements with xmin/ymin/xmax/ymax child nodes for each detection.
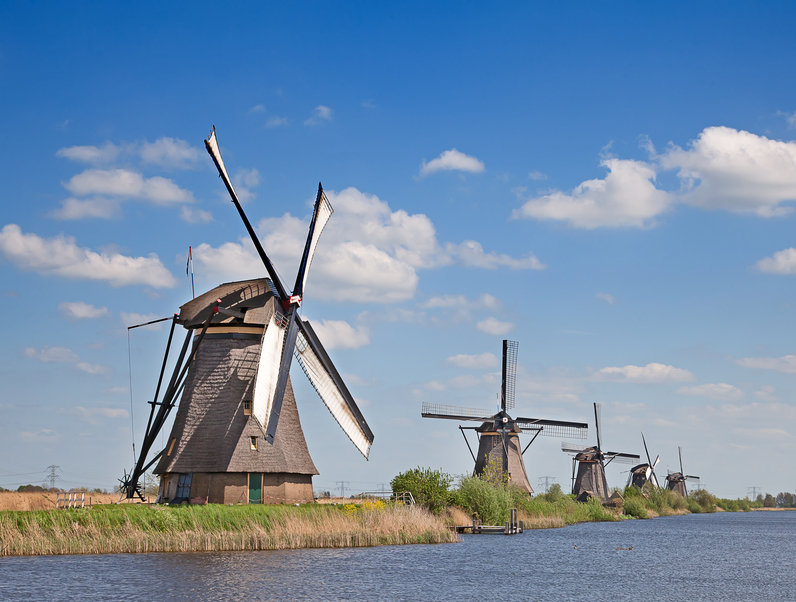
<box><xmin>528</xmin><ymin>170</ymin><xmax>547</xmax><ymax>181</ymax></box>
<box><xmin>120</xmin><ymin>312</ymin><xmax>167</xmax><ymax>331</ymax></box>
<box><xmin>595</xmin><ymin>292</ymin><xmax>617</xmax><ymax>305</ymax></box>
<box><xmin>308</xmin><ymin>319</ymin><xmax>370</xmax><ymax>350</ymax></box>
<box><xmin>63</xmin><ymin>169</ymin><xmax>193</xmax><ymax>204</ymax></box>
<box><xmin>0</xmin><ymin>224</ymin><xmax>176</xmax><ymax>287</ymax></box>
<box><xmin>660</xmin><ymin>126</ymin><xmax>796</xmax><ymax>217</ymax></box>
<box><xmin>249</xmin><ymin>104</ymin><xmax>266</xmax><ymax>113</ymax></box>
<box><xmin>232</xmin><ymin>169</ymin><xmax>260</xmax><ymax>203</ymax></box>
<box><xmin>304</xmin><ymin>105</ymin><xmax>333</xmax><ymax>126</ymax></box>
<box><xmin>24</xmin><ymin>345</ymin><xmax>111</xmax><ymax>376</ymax></box>
<box><xmin>735</xmin><ymin>354</ymin><xmax>796</xmax><ymax>374</ymax></box>
<box><xmin>446</xmin><ymin>352</ymin><xmax>499</xmax><ymax>369</ymax></box>
<box><xmin>676</xmin><ymin>383</ymin><xmax>745</xmax><ymax>401</ymax></box>
<box><xmin>266</xmin><ymin>116</ymin><xmax>290</xmax><ymax>128</ymax></box>
<box><xmin>49</xmin><ymin>197</ymin><xmax>120</xmax><ymax>220</ymax></box>
<box><xmin>756</xmin><ymin>248</ymin><xmax>796</xmax><ymax>274</ymax></box>
<box><xmin>180</xmin><ymin>206</ymin><xmax>214</xmax><ymax>224</ymax></box>
<box><xmin>56</xmin><ymin>142</ymin><xmax>121</xmax><ymax>164</ymax></box>
<box><xmin>445</xmin><ymin>240</ymin><xmax>545</xmax><ymax>270</ymax></box>
<box><xmin>476</xmin><ymin>317</ymin><xmax>515</xmax><ymax>336</ymax></box>
<box><xmin>595</xmin><ymin>362</ymin><xmax>696</xmax><ymax>383</ymax></box>
<box><xmin>193</xmin><ymin>188</ymin><xmax>536</xmax><ymax>304</ymax></box>
<box><xmin>514</xmin><ymin>126</ymin><xmax>796</xmax><ymax>228</ymax></box>
<box><xmin>754</xmin><ymin>385</ymin><xmax>778</xmax><ymax>402</ymax></box>
<box><xmin>58</xmin><ymin>301</ymin><xmax>110</xmax><ymax>320</ymax></box>
<box><xmin>419</xmin><ymin>149</ymin><xmax>485</xmax><ymax>177</ymax></box>
<box><xmin>139</xmin><ymin>137</ymin><xmax>200</xmax><ymax>170</ymax></box>
<box><xmin>513</xmin><ymin>158</ymin><xmax>672</xmax><ymax>229</ymax></box>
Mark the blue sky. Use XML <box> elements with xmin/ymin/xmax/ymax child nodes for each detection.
<box><xmin>2</xmin><ymin>2</ymin><xmax>796</xmax><ymax>498</ymax></box>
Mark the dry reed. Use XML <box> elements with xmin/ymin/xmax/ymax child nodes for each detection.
<box><xmin>0</xmin><ymin>502</ymin><xmax>458</xmax><ymax>557</ymax></box>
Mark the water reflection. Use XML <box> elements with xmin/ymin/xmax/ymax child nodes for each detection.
<box><xmin>1</xmin><ymin>512</ymin><xmax>793</xmax><ymax>601</ymax></box>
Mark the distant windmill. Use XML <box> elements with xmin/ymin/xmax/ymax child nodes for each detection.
<box><xmin>626</xmin><ymin>431</ymin><xmax>660</xmax><ymax>489</ymax></box>
<box><xmin>666</xmin><ymin>446</ymin><xmax>700</xmax><ymax>497</ymax></box>
<box><xmin>119</xmin><ymin>127</ymin><xmax>373</xmax><ymax>504</ymax></box>
<box><xmin>422</xmin><ymin>340</ymin><xmax>588</xmax><ymax>493</ymax></box>
<box><xmin>562</xmin><ymin>403</ymin><xmax>640</xmax><ymax>502</ymax></box>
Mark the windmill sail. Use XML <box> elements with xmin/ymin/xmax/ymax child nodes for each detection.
<box><xmin>421</xmin><ymin>402</ymin><xmax>494</xmax><ymax>422</ymax></box>
<box><xmin>514</xmin><ymin>417</ymin><xmax>588</xmax><ymax>439</ymax></box>
<box><xmin>251</xmin><ymin>312</ymin><xmax>289</xmax><ymax>433</ymax></box>
<box><xmin>294</xmin><ymin>317</ymin><xmax>374</xmax><ymax>458</ymax></box>
<box><xmin>293</xmin><ymin>185</ymin><xmax>333</xmax><ymax>300</ymax></box>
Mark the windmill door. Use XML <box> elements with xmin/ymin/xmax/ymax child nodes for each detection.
<box><xmin>176</xmin><ymin>473</ymin><xmax>193</xmax><ymax>499</ymax></box>
<box><xmin>249</xmin><ymin>473</ymin><xmax>262</xmax><ymax>504</ymax></box>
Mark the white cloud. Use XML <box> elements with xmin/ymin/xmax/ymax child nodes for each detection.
<box><xmin>232</xmin><ymin>169</ymin><xmax>261</xmax><ymax>203</ymax></box>
<box><xmin>194</xmin><ymin>188</ymin><xmax>534</xmax><ymax>304</ymax></box>
<box><xmin>58</xmin><ymin>301</ymin><xmax>110</xmax><ymax>320</ymax></box>
<box><xmin>476</xmin><ymin>317</ymin><xmax>515</xmax><ymax>336</ymax></box>
<box><xmin>49</xmin><ymin>197</ymin><xmax>120</xmax><ymax>220</ymax></box>
<box><xmin>120</xmin><ymin>312</ymin><xmax>166</xmax><ymax>331</ymax></box>
<box><xmin>513</xmin><ymin>158</ymin><xmax>672</xmax><ymax>229</ymax></box>
<box><xmin>595</xmin><ymin>362</ymin><xmax>696</xmax><ymax>383</ymax></box>
<box><xmin>64</xmin><ymin>169</ymin><xmax>193</xmax><ymax>204</ymax></box>
<box><xmin>249</xmin><ymin>104</ymin><xmax>266</xmax><ymax>113</ymax></box>
<box><xmin>180</xmin><ymin>206</ymin><xmax>214</xmax><ymax>224</ymax></box>
<box><xmin>361</xmin><ymin>99</ymin><xmax>376</xmax><ymax>109</ymax></box>
<box><xmin>62</xmin><ymin>406</ymin><xmax>129</xmax><ymax>425</ymax></box>
<box><xmin>24</xmin><ymin>346</ymin><xmax>80</xmax><ymax>363</ymax></box>
<box><xmin>24</xmin><ymin>345</ymin><xmax>111</xmax><ymax>376</ymax></box>
<box><xmin>0</xmin><ymin>224</ymin><xmax>176</xmax><ymax>288</ymax></box>
<box><xmin>735</xmin><ymin>354</ymin><xmax>796</xmax><ymax>374</ymax></box>
<box><xmin>266</xmin><ymin>116</ymin><xmax>290</xmax><ymax>128</ymax></box>
<box><xmin>660</xmin><ymin>126</ymin><xmax>796</xmax><ymax>217</ymax></box>
<box><xmin>595</xmin><ymin>292</ymin><xmax>617</xmax><ymax>305</ymax></box>
<box><xmin>445</xmin><ymin>240</ymin><xmax>545</xmax><ymax>270</ymax></box>
<box><xmin>529</xmin><ymin>170</ymin><xmax>547</xmax><ymax>181</ymax></box>
<box><xmin>139</xmin><ymin>137</ymin><xmax>200</xmax><ymax>170</ymax></box>
<box><xmin>20</xmin><ymin>429</ymin><xmax>59</xmax><ymax>441</ymax></box>
<box><xmin>419</xmin><ymin>149</ymin><xmax>485</xmax><ymax>177</ymax></box>
<box><xmin>676</xmin><ymin>383</ymin><xmax>745</xmax><ymax>401</ymax></box>
<box><xmin>308</xmin><ymin>319</ymin><xmax>370</xmax><ymax>350</ymax></box>
<box><xmin>446</xmin><ymin>352</ymin><xmax>499</xmax><ymax>369</ymax></box>
<box><xmin>754</xmin><ymin>385</ymin><xmax>778</xmax><ymax>402</ymax></box>
<box><xmin>304</xmin><ymin>105</ymin><xmax>333</xmax><ymax>125</ymax></box>
<box><xmin>56</xmin><ymin>142</ymin><xmax>121</xmax><ymax>164</ymax></box>
<box><xmin>756</xmin><ymin>248</ymin><xmax>796</xmax><ymax>274</ymax></box>
<box><xmin>103</xmin><ymin>386</ymin><xmax>129</xmax><ymax>395</ymax></box>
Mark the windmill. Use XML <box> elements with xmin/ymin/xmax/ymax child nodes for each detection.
<box><xmin>119</xmin><ymin>127</ymin><xmax>373</xmax><ymax>504</ymax></box>
<box><xmin>562</xmin><ymin>403</ymin><xmax>639</xmax><ymax>502</ymax></box>
<box><xmin>626</xmin><ymin>431</ymin><xmax>660</xmax><ymax>489</ymax></box>
<box><xmin>421</xmin><ymin>340</ymin><xmax>588</xmax><ymax>493</ymax></box>
<box><xmin>666</xmin><ymin>446</ymin><xmax>700</xmax><ymax>497</ymax></box>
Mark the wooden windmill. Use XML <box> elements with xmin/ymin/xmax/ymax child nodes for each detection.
<box><xmin>562</xmin><ymin>403</ymin><xmax>639</xmax><ymax>502</ymax></box>
<box><xmin>120</xmin><ymin>128</ymin><xmax>373</xmax><ymax>505</ymax></box>
<box><xmin>665</xmin><ymin>446</ymin><xmax>700</xmax><ymax>497</ymax></box>
<box><xmin>421</xmin><ymin>340</ymin><xmax>588</xmax><ymax>493</ymax></box>
<box><xmin>626</xmin><ymin>431</ymin><xmax>660</xmax><ymax>489</ymax></box>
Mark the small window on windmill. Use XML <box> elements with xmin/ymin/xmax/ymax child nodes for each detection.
<box><xmin>243</xmin><ymin>400</ymin><xmax>252</xmax><ymax>415</ymax></box>
<box><xmin>250</xmin><ymin>436</ymin><xmax>258</xmax><ymax>450</ymax></box>
<box><xmin>167</xmin><ymin>437</ymin><xmax>177</xmax><ymax>456</ymax></box>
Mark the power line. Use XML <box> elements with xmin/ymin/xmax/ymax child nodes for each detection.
<box><xmin>44</xmin><ymin>465</ymin><xmax>62</xmax><ymax>490</ymax></box>
<box><xmin>336</xmin><ymin>481</ymin><xmax>350</xmax><ymax>498</ymax></box>
<box><xmin>537</xmin><ymin>476</ymin><xmax>556</xmax><ymax>494</ymax></box>
<box><xmin>748</xmin><ymin>486</ymin><xmax>761</xmax><ymax>500</ymax></box>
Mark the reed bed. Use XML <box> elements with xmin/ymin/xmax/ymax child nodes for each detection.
<box><xmin>0</xmin><ymin>502</ymin><xmax>457</xmax><ymax>557</ymax></box>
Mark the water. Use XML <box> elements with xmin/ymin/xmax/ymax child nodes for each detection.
<box><xmin>1</xmin><ymin>511</ymin><xmax>793</xmax><ymax>601</ymax></box>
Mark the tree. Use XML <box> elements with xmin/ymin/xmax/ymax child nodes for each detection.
<box><xmin>763</xmin><ymin>493</ymin><xmax>776</xmax><ymax>508</ymax></box>
<box><xmin>391</xmin><ymin>467</ymin><xmax>453</xmax><ymax>514</ymax></box>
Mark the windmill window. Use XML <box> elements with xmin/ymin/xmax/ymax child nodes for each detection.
<box><xmin>167</xmin><ymin>437</ymin><xmax>177</xmax><ymax>456</ymax></box>
<box><xmin>243</xmin><ymin>400</ymin><xmax>252</xmax><ymax>415</ymax></box>
<box><xmin>250</xmin><ymin>436</ymin><xmax>258</xmax><ymax>450</ymax></box>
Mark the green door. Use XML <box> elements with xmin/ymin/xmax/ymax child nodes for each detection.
<box><xmin>248</xmin><ymin>473</ymin><xmax>262</xmax><ymax>504</ymax></box>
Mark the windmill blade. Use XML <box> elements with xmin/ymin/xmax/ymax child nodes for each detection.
<box><xmin>652</xmin><ymin>454</ymin><xmax>660</xmax><ymax>469</ymax></box>
<box><xmin>679</xmin><ymin>446</ymin><xmax>684</xmax><ymax>475</ymax></box>
<box><xmin>594</xmin><ymin>403</ymin><xmax>602</xmax><ymax>453</ymax></box>
<box><xmin>641</xmin><ymin>431</ymin><xmax>652</xmax><ymax>466</ymax></box>
<box><xmin>604</xmin><ymin>451</ymin><xmax>640</xmax><ymax>465</ymax></box>
<box><xmin>292</xmin><ymin>184</ymin><xmax>333</xmax><ymax>301</ymax></box>
<box><xmin>263</xmin><ymin>308</ymin><xmax>301</xmax><ymax>444</ymax></box>
<box><xmin>514</xmin><ymin>417</ymin><xmax>588</xmax><ymax>439</ymax></box>
<box><xmin>650</xmin><ymin>471</ymin><xmax>660</xmax><ymax>489</ymax></box>
<box><xmin>421</xmin><ymin>402</ymin><xmax>493</xmax><ymax>422</ymax></box>
<box><xmin>294</xmin><ymin>316</ymin><xmax>374</xmax><ymax>458</ymax></box>
<box><xmin>561</xmin><ymin>442</ymin><xmax>589</xmax><ymax>454</ymax></box>
<box><xmin>251</xmin><ymin>310</ymin><xmax>291</xmax><ymax>437</ymax></box>
<box><xmin>685</xmin><ymin>475</ymin><xmax>701</xmax><ymax>482</ymax></box>
<box><xmin>501</xmin><ymin>340</ymin><xmax>518</xmax><ymax>411</ymax></box>
<box><xmin>204</xmin><ymin>127</ymin><xmax>288</xmax><ymax>301</ymax></box>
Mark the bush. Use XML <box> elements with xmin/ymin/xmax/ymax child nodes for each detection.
<box><xmin>623</xmin><ymin>497</ymin><xmax>649</xmax><ymax>519</ymax></box>
<box><xmin>689</xmin><ymin>489</ymin><xmax>717</xmax><ymax>513</ymax></box>
<box><xmin>454</xmin><ymin>475</ymin><xmax>517</xmax><ymax>525</ymax></box>
<box><xmin>540</xmin><ymin>483</ymin><xmax>566</xmax><ymax>503</ymax></box>
<box><xmin>391</xmin><ymin>467</ymin><xmax>453</xmax><ymax>514</ymax></box>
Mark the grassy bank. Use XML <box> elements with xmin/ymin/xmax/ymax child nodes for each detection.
<box><xmin>0</xmin><ymin>501</ymin><xmax>457</xmax><ymax>557</ymax></box>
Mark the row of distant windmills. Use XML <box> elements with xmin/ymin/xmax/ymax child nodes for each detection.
<box><xmin>422</xmin><ymin>340</ymin><xmax>700</xmax><ymax>501</ymax></box>
<box><xmin>119</xmin><ymin>128</ymin><xmax>697</xmax><ymax>506</ymax></box>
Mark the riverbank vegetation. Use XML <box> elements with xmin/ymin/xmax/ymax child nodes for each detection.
<box><xmin>0</xmin><ymin>501</ymin><xmax>456</xmax><ymax>557</ymax></box>
<box><xmin>391</xmin><ymin>465</ymin><xmax>768</xmax><ymax>529</ymax></box>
